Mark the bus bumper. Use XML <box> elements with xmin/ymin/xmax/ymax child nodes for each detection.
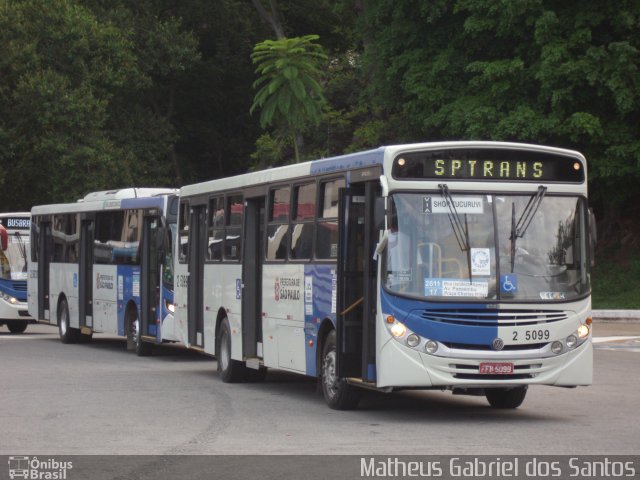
<box><xmin>376</xmin><ymin>336</ymin><xmax>593</xmax><ymax>389</ymax></box>
<box><xmin>0</xmin><ymin>298</ymin><xmax>32</xmax><ymax>322</ymax></box>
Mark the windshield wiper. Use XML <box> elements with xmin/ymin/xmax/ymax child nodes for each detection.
<box><xmin>510</xmin><ymin>185</ymin><xmax>547</xmax><ymax>272</ymax></box>
<box><xmin>438</xmin><ymin>184</ymin><xmax>472</xmax><ymax>282</ymax></box>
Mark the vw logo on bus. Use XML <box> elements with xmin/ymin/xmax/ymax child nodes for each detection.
<box><xmin>492</xmin><ymin>338</ymin><xmax>505</xmax><ymax>351</ymax></box>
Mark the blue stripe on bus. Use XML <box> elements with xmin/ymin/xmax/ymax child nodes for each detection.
<box><xmin>116</xmin><ymin>265</ymin><xmax>140</xmax><ymax>336</ymax></box>
<box><xmin>309</xmin><ymin>148</ymin><xmax>384</xmax><ymax>176</ymax></box>
<box><xmin>303</xmin><ymin>264</ymin><xmax>337</xmax><ymax>376</ymax></box>
<box><xmin>380</xmin><ymin>289</ymin><xmax>497</xmax><ymax>346</ymax></box>
<box><xmin>0</xmin><ymin>279</ymin><xmax>28</xmax><ymax>301</ymax></box>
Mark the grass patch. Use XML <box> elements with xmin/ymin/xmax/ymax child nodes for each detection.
<box><xmin>591</xmin><ymin>246</ymin><xmax>640</xmax><ymax>309</ymax></box>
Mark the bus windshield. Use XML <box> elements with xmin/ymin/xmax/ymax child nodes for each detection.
<box><xmin>1</xmin><ymin>232</ymin><xmax>29</xmax><ymax>280</ymax></box>
<box><xmin>383</xmin><ymin>192</ymin><xmax>589</xmax><ymax>302</ymax></box>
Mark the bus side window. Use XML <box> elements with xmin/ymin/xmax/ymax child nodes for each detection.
<box><xmin>315</xmin><ymin>178</ymin><xmax>344</xmax><ymax>260</ymax></box>
<box><xmin>290</xmin><ymin>183</ymin><xmax>315</xmax><ymax>260</ymax></box>
<box><xmin>207</xmin><ymin>197</ymin><xmax>224</xmax><ymax>261</ymax></box>
<box><xmin>266</xmin><ymin>187</ymin><xmax>289</xmax><ymax>261</ymax></box>
<box><xmin>225</xmin><ymin>195</ymin><xmax>243</xmax><ymax>261</ymax></box>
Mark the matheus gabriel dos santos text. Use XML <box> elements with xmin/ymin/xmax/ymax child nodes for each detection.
<box><xmin>360</xmin><ymin>457</ymin><xmax>636</xmax><ymax>478</ymax></box>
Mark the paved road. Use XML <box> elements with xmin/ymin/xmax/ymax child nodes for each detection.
<box><xmin>1</xmin><ymin>323</ymin><xmax>639</xmax><ymax>456</ymax></box>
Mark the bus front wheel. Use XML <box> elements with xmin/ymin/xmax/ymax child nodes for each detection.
<box><xmin>485</xmin><ymin>386</ymin><xmax>528</xmax><ymax>409</ymax></box>
<box><xmin>6</xmin><ymin>321</ymin><xmax>27</xmax><ymax>334</ymax></box>
<box><xmin>321</xmin><ymin>330</ymin><xmax>361</xmax><ymax>410</ymax></box>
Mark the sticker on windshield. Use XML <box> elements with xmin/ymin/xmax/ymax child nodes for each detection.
<box><xmin>471</xmin><ymin>248</ymin><xmax>491</xmax><ymax>276</ymax></box>
<box><xmin>540</xmin><ymin>291</ymin><xmax>566</xmax><ymax>300</ymax></box>
<box><xmin>422</xmin><ymin>196</ymin><xmax>484</xmax><ymax>214</ymax></box>
<box><xmin>424</xmin><ymin>278</ymin><xmax>488</xmax><ymax>298</ymax></box>
<box><xmin>500</xmin><ymin>274</ymin><xmax>518</xmax><ymax>294</ymax></box>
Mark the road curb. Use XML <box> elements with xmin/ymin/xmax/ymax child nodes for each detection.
<box><xmin>592</xmin><ymin>310</ymin><xmax>640</xmax><ymax>322</ymax></box>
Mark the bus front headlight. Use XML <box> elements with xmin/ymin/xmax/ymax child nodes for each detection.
<box><xmin>1</xmin><ymin>292</ymin><xmax>17</xmax><ymax>304</ymax></box>
<box><xmin>577</xmin><ymin>324</ymin><xmax>590</xmax><ymax>339</ymax></box>
<box><xmin>164</xmin><ymin>299</ymin><xmax>175</xmax><ymax>314</ymax></box>
<box><xmin>390</xmin><ymin>322</ymin><xmax>406</xmax><ymax>338</ymax></box>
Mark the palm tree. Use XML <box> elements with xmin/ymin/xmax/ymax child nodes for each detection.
<box><xmin>251</xmin><ymin>35</ymin><xmax>328</xmax><ymax>162</ymax></box>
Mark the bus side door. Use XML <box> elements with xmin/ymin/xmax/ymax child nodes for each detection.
<box><xmin>336</xmin><ymin>180</ymin><xmax>379</xmax><ymax>382</ymax></box>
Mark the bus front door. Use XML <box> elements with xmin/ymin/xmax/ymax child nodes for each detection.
<box><xmin>78</xmin><ymin>217</ymin><xmax>94</xmax><ymax>329</ymax></box>
<box><xmin>187</xmin><ymin>205</ymin><xmax>206</xmax><ymax>348</ymax></box>
<box><xmin>336</xmin><ymin>181</ymin><xmax>378</xmax><ymax>382</ymax></box>
<box><xmin>241</xmin><ymin>196</ymin><xmax>265</xmax><ymax>360</ymax></box>
<box><xmin>141</xmin><ymin>214</ymin><xmax>160</xmax><ymax>342</ymax></box>
<box><xmin>37</xmin><ymin>221</ymin><xmax>52</xmax><ymax>321</ymax></box>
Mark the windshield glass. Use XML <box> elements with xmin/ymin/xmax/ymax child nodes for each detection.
<box><xmin>1</xmin><ymin>232</ymin><xmax>29</xmax><ymax>280</ymax></box>
<box><xmin>383</xmin><ymin>192</ymin><xmax>589</xmax><ymax>302</ymax></box>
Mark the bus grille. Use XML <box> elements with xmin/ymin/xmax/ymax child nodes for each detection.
<box><xmin>420</xmin><ymin>309</ymin><xmax>568</xmax><ymax>327</ymax></box>
<box><xmin>441</xmin><ymin>342</ymin><xmax>547</xmax><ymax>351</ymax></box>
<box><xmin>11</xmin><ymin>281</ymin><xmax>28</xmax><ymax>292</ymax></box>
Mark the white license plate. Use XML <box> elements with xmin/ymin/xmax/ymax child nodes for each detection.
<box><xmin>479</xmin><ymin>362</ymin><xmax>514</xmax><ymax>375</ymax></box>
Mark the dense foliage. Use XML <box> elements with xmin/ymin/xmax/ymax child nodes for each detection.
<box><xmin>1</xmin><ymin>0</ymin><xmax>639</xmax><ymax>247</ymax></box>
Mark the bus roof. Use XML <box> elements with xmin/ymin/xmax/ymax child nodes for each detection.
<box><xmin>80</xmin><ymin>188</ymin><xmax>177</xmax><ymax>202</ymax></box>
<box><xmin>179</xmin><ymin>141</ymin><xmax>585</xmax><ymax>198</ymax></box>
<box><xmin>31</xmin><ymin>188</ymin><xmax>177</xmax><ymax>216</ymax></box>
<box><xmin>180</xmin><ymin>147</ymin><xmax>386</xmax><ymax>198</ymax></box>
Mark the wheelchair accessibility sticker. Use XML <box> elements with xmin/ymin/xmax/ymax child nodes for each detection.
<box><xmin>500</xmin><ymin>274</ymin><xmax>518</xmax><ymax>294</ymax></box>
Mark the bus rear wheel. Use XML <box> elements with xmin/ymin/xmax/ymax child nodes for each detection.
<box><xmin>128</xmin><ymin>313</ymin><xmax>152</xmax><ymax>357</ymax></box>
<box><xmin>217</xmin><ymin>317</ymin><xmax>247</xmax><ymax>383</ymax></box>
<box><xmin>6</xmin><ymin>321</ymin><xmax>27</xmax><ymax>334</ymax></box>
<box><xmin>321</xmin><ymin>330</ymin><xmax>361</xmax><ymax>410</ymax></box>
<box><xmin>485</xmin><ymin>386</ymin><xmax>528</xmax><ymax>409</ymax></box>
<box><xmin>58</xmin><ymin>299</ymin><xmax>79</xmax><ymax>344</ymax></box>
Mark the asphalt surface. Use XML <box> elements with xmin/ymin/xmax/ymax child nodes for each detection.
<box><xmin>1</xmin><ymin>321</ymin><xmax>639</xmax><ymax>458</ymax></box>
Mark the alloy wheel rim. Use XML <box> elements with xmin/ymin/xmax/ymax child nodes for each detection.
<box><xmin>220</xmin><ymin>331</ymin><xmax>229</xmax><ymax>371</ymax></box>
<box><xmin>323</xmin><ymin>349</ymin><xmax>338</xmax><ymax>398</ymax></box>
<box><xmin>60</xmin><ymin>309</ymin><xmax>68</xmax><ymax>335</ymax></box>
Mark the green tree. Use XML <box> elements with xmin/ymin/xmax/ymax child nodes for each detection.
<box><xmin>0</xmin><ymin>0</ymin><xmax>136</xmax><ymax>207</ymax></box>
<box><xmin>0</xmin><ymin>0</ymin><xmax>200</xmax><ymax>209</ymax></box>
<box><xmin>354</xmin><ymin>0</ymin><xmax>640</xmax><ymax>237</ymax></box>
<box><xmin>250</xmin><ymin>35</ymin><xmax>328</xmax><ymax>162</ymax></box>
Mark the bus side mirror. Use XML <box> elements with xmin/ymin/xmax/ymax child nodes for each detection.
<box><xmin>374</xmin><ymin>197</ymin><xmax>386</xmax><ymax>230</ymax></box>
<box><xmin>0</xmin><ymin>226</ymin><xmax>7</xmax><ymax>251</ymax></box>
<box><xmin>588</xmin><ymin>208</ymin><xmax>597</xmax><ymax>267</ymax></box>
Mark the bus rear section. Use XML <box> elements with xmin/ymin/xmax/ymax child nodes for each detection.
<box><xmin>0</xmin><ymin>213</ymin><xmax>33</xmax><ymax>333</ymax></box>
<box><xmin>27</xmin><ymin>188</ymin><xmax>179</xmax><ymax>354</ymax></box>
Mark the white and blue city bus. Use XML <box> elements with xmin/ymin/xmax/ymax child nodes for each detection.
<box><xmin>174</xmin><ymin>141</ymin><xmax>594</xmax><ymax>409</ymax></box>
<box><xmin>27</xmin><ymin>188</ymin><xmax>179</xmax><ymax>355</ymax></box>
<box><xmin>0</xmin><ymin>213</ymin><xmax>33</xmax><ymax>333</ymax></box>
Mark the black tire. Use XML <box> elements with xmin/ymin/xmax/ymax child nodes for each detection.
<box><xmin>485</xmin><ymin>386</ymin><xmax>528</xmax><ymax>409</ymax></box>
<box><xmin>128</xmin><ymin>310</ymin><xmax>152</xmax><ymax>356</ymax></box>
<box><xmin>321</xmin><ymin>330</ymin><xmax>361</xmax><ymax>410</ymax></box>
<box><xmin>6</xmin><ymin>321</ymin><xmax>28</xmax><ymax>334</ymax></box>
<box><xmin>58</xmin><ymin>298</ymin><xmax>79</xmax><ymax>344</ymax></box>
<box><xmin>217</xmin><ymin>317</ymin><xmax>247</xmax><ymax>382</ymax></box>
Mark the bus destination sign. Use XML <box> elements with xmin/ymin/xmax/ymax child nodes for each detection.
<box><xmin>392</xmin><ymin>148</ymin><xmax>585</xmax><ymax>183</ymax></box>
<box><xmin>1</xmin><ymin>217</ymin><xmax>31</xmax><ymax>230</ymax></box>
